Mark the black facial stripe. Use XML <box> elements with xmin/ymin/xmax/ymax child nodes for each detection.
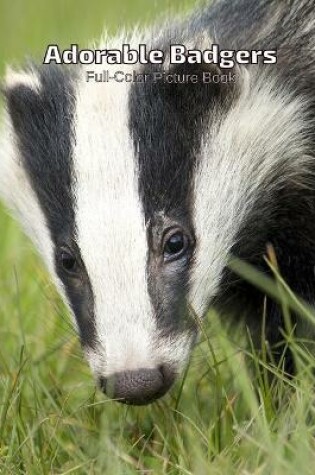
<box><xmin>129</xmin><ymin>60</ymin><xmax>234</xmax><ymax>335</ymax></box>
<box><xmin>129</xmin><ymin>63</ymin><xmax>223</xmax><ymax>218</ymax></box>
<box><xmin>6</xmin><ymin>66</ymin><xmax>75</xmax><ymax>240</ymax></box>
<box><xmin>5</xmin><ymin>65</ymin><xmax>96</xmax><ymax>348</ymax></box>
<box><xmin>146</xmin><ymin>212</ymin><xmax>196</xmax><ymax>337</ymax></box>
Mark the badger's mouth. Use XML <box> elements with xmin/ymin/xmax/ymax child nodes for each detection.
<box><xmin>98</xmin><ymin>365</ymin><xmax>177</xmax><ymax>405</ymax></box>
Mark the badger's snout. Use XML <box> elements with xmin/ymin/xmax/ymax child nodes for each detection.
<box><xmin>99</xmin><ymin>365</ymin><xmax>175</xmax><ymax>405</ymax></box>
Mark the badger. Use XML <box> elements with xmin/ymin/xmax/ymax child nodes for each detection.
<box><xmin>1</xmin><ymin>0</ymin><xmax>315</xmax><ymax>405</ymax></box>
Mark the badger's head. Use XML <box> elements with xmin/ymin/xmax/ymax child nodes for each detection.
<box><xmin>0</xmin><ymin>36</ymin><xmax>306</xmax><ymax>404</ymax></box>
<box><xmin>0</xmin><ymin>58</ymin><xmax>212</xmax><ymax>404</ymax></box>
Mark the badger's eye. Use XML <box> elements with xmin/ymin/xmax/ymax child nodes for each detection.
<box><xmin>163</xmin><ymin>231</ymin><xmax>189</xmax><ymax>262</ymax></box>
<box><xmin>60</xmin><ymin>250</ymin><xmax>79</xmax><ymax>275</ymax></box>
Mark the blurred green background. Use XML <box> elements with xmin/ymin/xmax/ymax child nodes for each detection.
<box><xmin>0</xmin><ymin>0</ymin><xmax>196</xmax><ymax>71</ymax></box>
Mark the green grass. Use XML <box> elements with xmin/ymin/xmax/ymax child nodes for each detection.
<box><xmin>1</xmin><ymin>1</ymin><xmax>315</xmax><ymax>473</ymax></box>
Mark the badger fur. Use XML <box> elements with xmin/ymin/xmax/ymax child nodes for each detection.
<box><xmin>1</xmin><ymin>0</ymin><xmax>315</xmax><ymax>405</ymax></box>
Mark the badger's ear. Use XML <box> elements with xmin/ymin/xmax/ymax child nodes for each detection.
<box><xmin>0</xmin><ymin>67</ymin><xmax>48</xmax><ymax>243</ymax></box>
<box><xmin>3</xmin><ymin>66</ymin><xmax>41</xmax><ymax>93</ymax></box>
<box><xmin>0</xmin><ymin>66</ymin><xmax>43</xmax><ymax>200</ymax></box>
<box><xmin>2</xmin><ymin>66</ymin><xmax>43</xmax><ymax>136</ymax></box>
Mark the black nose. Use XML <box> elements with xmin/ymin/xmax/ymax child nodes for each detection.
<box><xmin>99</xmin><ymin>365</ymin><xmax>175</xmax><ymax>405</ymax></box>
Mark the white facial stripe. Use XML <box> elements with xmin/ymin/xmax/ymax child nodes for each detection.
<box><xmin>73</xmin><ymin>44</ymin><xmax>160</xmax><ymax>375</ymax></box>
<box><xmin>190</xmin><ymin>69</ymin><xmax>311</xmax><ymax>316</ymax></box>
<box><xmin>72</xmin><ymin>32</ymin><xmax>198</xmax><ymax>376</ymax></box>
